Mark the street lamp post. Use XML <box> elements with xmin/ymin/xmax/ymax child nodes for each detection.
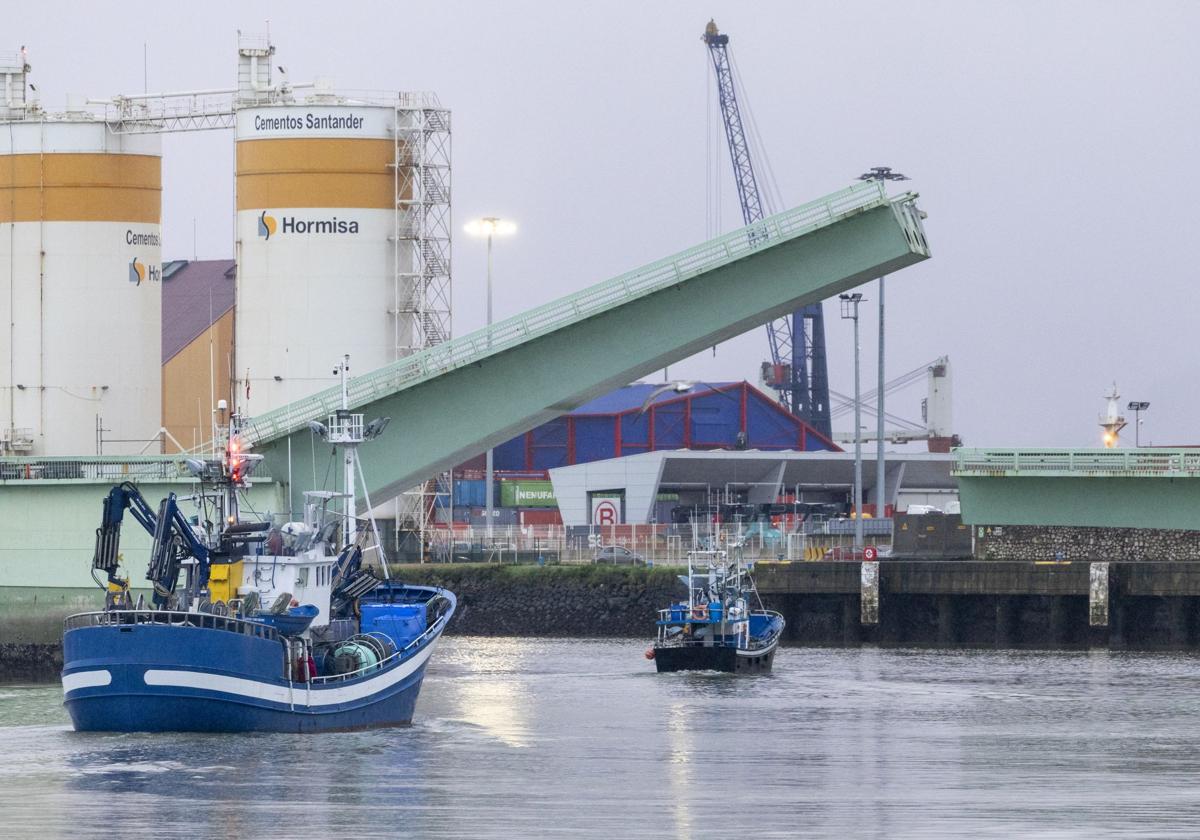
<box><xmin>1127</xmin><ymin>401</ymin><xmax>1150</xmax><ymax>447</ymax></box>
<box><xmin>858</xmin><ymin>166</ymin><xmax>909</xmax><ymax>521</ymax></box>
<box><xmin>464</xmin><ymin>216</ymin><xmax>517</xmax><ymax>543</ymax></box>
<box><xmin>840</xmin><ymin>292</ymin><xmax>866</xmax><ymax>549</ymax></box>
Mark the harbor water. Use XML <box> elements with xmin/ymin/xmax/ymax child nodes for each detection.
<box><xmin>3</xmin><ymin>638</ymin><xmax>1200</xmax><ymax>838</ymax></box>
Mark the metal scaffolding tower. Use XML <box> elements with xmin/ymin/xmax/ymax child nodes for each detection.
<box><xmin>393</xmin><ymin>101</ymin><xmax>452</xmax><ymax>353</ymax></box>
<box><xmin>392</xmin><ymin>100</ymin><xmax>454</xmax><ymax>559</ymax></box>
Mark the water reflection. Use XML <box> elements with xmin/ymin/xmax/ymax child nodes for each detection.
<box><xmin>445</xmin><ymin>638</ymin><xmax>531</xmax><ymax>748</ymax></box>
<box><xmin>665</xmin><ymin>702</ymin><xmax>694</xmax><ymax>840</ymax></box>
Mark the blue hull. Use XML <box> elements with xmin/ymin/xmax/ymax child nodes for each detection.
<box><xmin>63</xmin><ymin>588</ymin><xmax>454</xmax><ymax>733</ymax></box>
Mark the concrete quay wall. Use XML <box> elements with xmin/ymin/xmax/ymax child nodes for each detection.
<box><xmin>756</xmin><ymin>560</ymin><xmax>1200</xmax><ymax>649</ymax></box>
<box><xmin>13</xmin><ymin>560</ymin><xmax>1200</xmax><ymax>682</ymax></box>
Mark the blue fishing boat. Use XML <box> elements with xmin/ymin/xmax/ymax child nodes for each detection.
<box><xmin>649</xmin><ymin>551</ymin><xmax>784</xmax><ymax>673</ymax></box>
<box><xmin>61</xmin><ymin>357</ymin><xmax>456</xmax><ymax>733</ymax></box>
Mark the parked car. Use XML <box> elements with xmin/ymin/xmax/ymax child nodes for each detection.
<box><xmin>593</xmin><ymin>545</ymin><xmax>645</xmax><ymax>565</ymax></box>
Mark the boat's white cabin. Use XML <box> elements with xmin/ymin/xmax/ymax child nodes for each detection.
<box><xmin>233</xmin><ymin>544</ymin><xmax>338</xmax><ymax>628</ymax></box>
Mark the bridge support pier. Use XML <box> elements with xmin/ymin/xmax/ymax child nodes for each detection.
<box><xmin>860</xmin><ymin>562</ymin><xmax>879</xmax><ymax>626</ymax></box>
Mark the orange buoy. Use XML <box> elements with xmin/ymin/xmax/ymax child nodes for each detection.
<box><xmin>644</xmin><ymin>648</ymin><xmax>656</xmax><ymax>660</ymax></box>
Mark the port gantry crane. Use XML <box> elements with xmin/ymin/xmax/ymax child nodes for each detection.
<box><xmin>702</xmin><ymin>19</ymin><xmax>832</xmax><ymax>438</ymax></box>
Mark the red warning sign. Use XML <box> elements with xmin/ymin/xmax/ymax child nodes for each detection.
<box><xmin>863</xmin><ymin>546</ymin><xmax>878</xmax><ymax>562</ymax></box>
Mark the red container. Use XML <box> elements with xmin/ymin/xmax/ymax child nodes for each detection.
<box><xmin>519</xmin><ymin>509</ymin><xmax>562</xmax><ymax>526</ymax></box>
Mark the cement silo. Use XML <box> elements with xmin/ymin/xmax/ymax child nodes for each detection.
<box><xmin>0</xmin><ymin>52</ymin><xmax>162</xmax><ymax>456</ymax></box>
<box><xmin>233</xmin><ymin>37</ymin><xmax>451</xmax><ymax>416</ymax></box>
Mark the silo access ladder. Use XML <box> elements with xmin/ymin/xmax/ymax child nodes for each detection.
<box><xmin>247</xmin><ymin>180</ymin><xmax>931</xmax><ymax>505</ymax></box>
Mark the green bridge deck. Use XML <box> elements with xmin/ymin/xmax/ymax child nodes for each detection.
<box><xmin>246</xmin><ymin>181</ymin><xmax>931</xmax><ymax>507</ymax></box>
<box><xmin>954</xmin><ymin>448</ymin><xmax>1200</xmax><ymax>531</ymax></box>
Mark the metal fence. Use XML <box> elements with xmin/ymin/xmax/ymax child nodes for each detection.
<box><xmin>0</xmin><ymin>455</ymin><xmax>189</xmax><ymax>482</ymax></box>
<box><xmin>245</xmin><ymin>181</ymin><xmax>910</xmax><ymax>446</ymax></box>
<box><xmin>418</xmin><ymin>522</ymin><xmax>894</xmax><ymax>565</ymax></box>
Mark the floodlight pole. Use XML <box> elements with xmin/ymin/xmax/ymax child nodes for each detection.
<box><xmin>841</xmin><ymin>293</ymin><xmax>866</xmax><ymax>549</ymax></box>
<box><xmin>465</xmin><ymin>216</ymin><xmax>515</xmax><ymax>545</ymax></box>
<box><xmin>858</xmin><ymin>166</ymin><xmax>909</xmax><ymax>521</ymax></box>
<box><xmin>1127</xmin><ymin>401</ymin><xmax>1150</xmax><ymax>447</ymax></box>
<box><xmin>484</xmin><ymin>222</ymin><xmax>495</xmax><ymax>542</ymax></box>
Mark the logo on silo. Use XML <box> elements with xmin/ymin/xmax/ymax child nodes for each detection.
<box><xmin>256</xmin><ymin>209</ymin><xmax>360</xmax><ymax>238</ymax></box>
<box><xmin>258</xmin><ymin>211</ymin><xmax>278</xmax><ymax>240</ymax></box>
<box><xmin>129</xmin><ymin>257</ymin><xmax>146</xmax><ymax>286</ymax></box>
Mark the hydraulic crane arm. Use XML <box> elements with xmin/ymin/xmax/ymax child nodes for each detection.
<box><xmin>91</xmin><ymin>482</ymin><xmax>210</xmax><ymax>607</ymax></box>
<box><xmin>92</xmin><ymin>481</ymin><xmax>160</xmax><ymax>585</ymax></box>
<box><xmin>146</xmin><ymin>493</ymin><xmax>210</xmax><ymax>607</ymax></box>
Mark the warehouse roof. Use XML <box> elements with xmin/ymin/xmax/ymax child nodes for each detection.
<box><xmin>571</xmin><ymin>382</ymin><xmax>742</xmax><ymax>414</ymax></box>
<box><xmin>161</xmin><ymin>259</ymin><xmax>237</xmax><ymax>364</ymax></box>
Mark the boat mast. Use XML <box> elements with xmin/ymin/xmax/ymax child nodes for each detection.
<box><xmin>338</xmin><ymin>356</ymin><xmax>355</xmax><ymax>531</ymax></box>
<box><xmin>327</xmin><ymin>355</ymin><xmax>390</xmax><ymax>578</ymax></box>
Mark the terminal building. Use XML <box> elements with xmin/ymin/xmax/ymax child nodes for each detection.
<box><xmin>546</xmin><ymin>449</ymin><xmax>957</xmax><ymax>527</ymax></box>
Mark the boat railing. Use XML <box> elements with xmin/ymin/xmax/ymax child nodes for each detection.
<box><xmin>656</xmin><ymin>608</ymin><xmax>783</xmax><ymax>651</ymax></box>
<box><xmin>64</xmin><ymin>609</ymin><xmax>280</xmax><ymax>641</ymax></box>
<box><xmin>310</xmin><ymin>593</ymin><xmax>454</xmax><ymax>685</ymax></box>
<box><xmin>657</xmin><ymin>635</ymin><xmax>776</xmax><ymax>651</ymax></box>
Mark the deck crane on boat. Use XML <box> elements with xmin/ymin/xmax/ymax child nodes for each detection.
<box><xmin>702</xmin><ymin>19</ymin><xmax>832</xmax><ymax>438</ymax></box>
<box><xmin>92</xmin><ymin>481</ymin><xmax>211</xmax><ymax>608</ymax></box>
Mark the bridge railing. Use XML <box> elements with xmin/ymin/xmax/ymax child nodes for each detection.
<box><xmin>954</xmin><ymin>448</ymin><xmax>1200</xmax><ymax>477</ymax></box>
<box><xmin>0</xmin><ymin>455</ymin><xmax>189</xmax><ymax>482</ymax></box>
<box><xmin>245</xmin><ymin>181</ymin><xmax>914</xmax><ymax>446</ymax></box>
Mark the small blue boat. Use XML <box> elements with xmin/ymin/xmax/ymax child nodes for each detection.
<box><xmin>62</xmin><ymin>365</ymin><xmax>456</xmax><ymax>733</ymax></box>
<box><xmin>649</xmin><ymin>551</ymin><xmax>784</xmax><ymax>674</ymax></box>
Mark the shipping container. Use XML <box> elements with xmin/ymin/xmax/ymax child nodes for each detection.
<box><xmin>519</xmin><ymin>509</ymin><xmax>562</xmax><ymax>526</ymax></box>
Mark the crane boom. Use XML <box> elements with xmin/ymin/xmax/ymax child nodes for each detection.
<box><xmin>704</xmin><ymin>23</ymin><xmax>764</xmax><ymax>227</ymax></box>
<box><xmin>702</xmin><ymin>20</ymin><xmax>832</xmax><ymax>438</ymax></box>
<box><xmin>92</xmin><ymin>481</ymin><xmax>211</xmax><ymax>608</ymax></box>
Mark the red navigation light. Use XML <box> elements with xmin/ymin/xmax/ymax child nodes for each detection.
<box><xmin>227</xmin><ymin>436</ymin><xmax>244</xmax><ymax>482</ymax></box>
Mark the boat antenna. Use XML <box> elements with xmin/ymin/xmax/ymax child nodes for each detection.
<box><xmin>328</xmin><ymin>355</ymin><xmax>390</xmax><ymax>579</ymax></box>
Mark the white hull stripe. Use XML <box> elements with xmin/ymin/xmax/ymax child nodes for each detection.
<box><xmin>62</xmin><ymin>670</ymin><xmax>113</xmax><ymax>693</ymax></box>
<box><xmin>142</xmin><ymin>639</ymin><xmax>437</xmax><ymax>708</ymax></box>
<box><xmin>736</xmin><ymin>639</ymin><xmax>779</xmax><ymax>657</ymax></box>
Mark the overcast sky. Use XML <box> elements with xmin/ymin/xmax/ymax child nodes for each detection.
<box><xmin>13</xmin><ymin>1</ymin><xmax>1198</xmax><ymax>449</ymax></box>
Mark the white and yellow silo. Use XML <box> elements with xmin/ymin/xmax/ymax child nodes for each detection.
<box><xmin>234</xmin><ymin>57</ymin><xmax>414</xmax><ymax>414</ymax></box>
<box><xmin>0</xmin><ymin>54</ymin><xmax>162</xmax><ymax>455</ymax></box>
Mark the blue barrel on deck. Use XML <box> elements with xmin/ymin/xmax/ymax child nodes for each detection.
<box><xmin>708</xmin><ymin>602</ymin><xmax>723</xmax><ymax>622</ymax></box>
<box><xmin>361</xmin><ymin>603</ymin><xmax>428</xmax><ymax>648</ymax></box>
<box><xmin>670</xmin><ymin>604</ymin><xmax>686</xmax><ymax>622</ymax></box>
